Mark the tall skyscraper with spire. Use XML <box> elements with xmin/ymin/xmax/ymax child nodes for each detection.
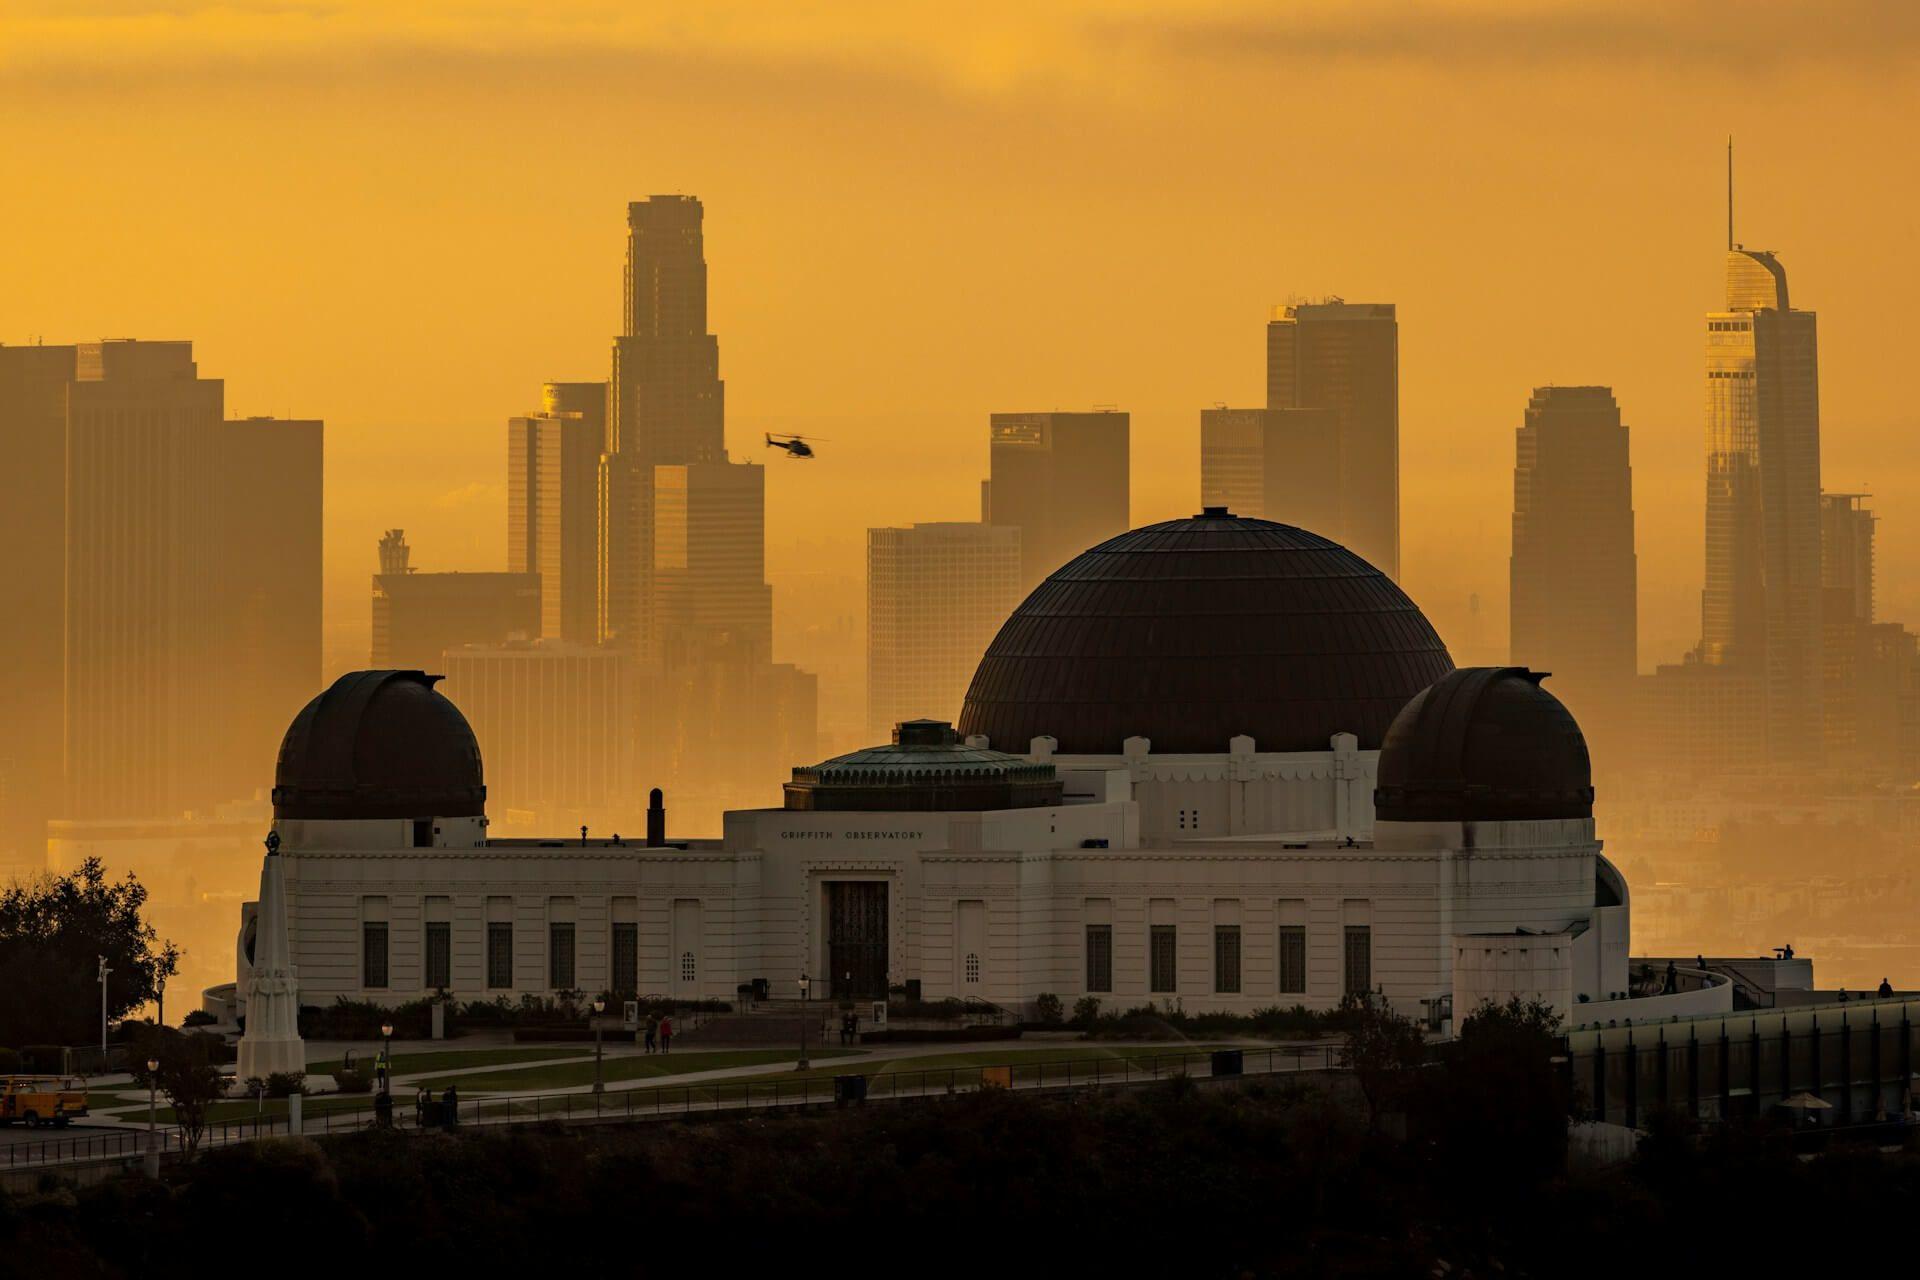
<box><xmin>1699</xmin><ymin>152</ymin><xmax>1823</xmax><ymax>768</ymax></box>
<box><xmin>602</xmin><ymin>196</ymin><xmax>727</xmax><ymax>655</ymax></box>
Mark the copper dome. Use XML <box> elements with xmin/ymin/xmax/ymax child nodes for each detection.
<box><xmin>957</xmin><ymin>510</ymin><xmax>1454</xmax><ymax>755</ymax></box>
<box><xmin>272</xmin><ymin>670</ymin><xmax>485</xmax><ymax>821</ymax></box>
<box><xmin>1373</xmin><ymin>667</ymin><xmax>1593</xmax><ymax>823</ymax></box>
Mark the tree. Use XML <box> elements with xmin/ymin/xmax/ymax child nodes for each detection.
<box><xmin>1421</xmin><ymin>996</ymin><xmax>1574</xmax><ymax>1182</ymax></box>
<box><xmin>1338</xmin><ymin>991</ymin><xmax>1427</xmax><ymax>1126</ymax></box>
<box><xmin>132</xmin><ymin>1026</ymin><xmax>228</xmax><ymax>1153</ymax></box>
<box><xmin>0</xmin><ymin>858</ymin><xmax>179</xmax><ymax>1047</ymax></box>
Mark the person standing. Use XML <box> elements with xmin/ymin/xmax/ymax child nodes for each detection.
<box><xmin>645</xmin><ymin>1013</ymin><xmax>659</xmax><ymax>1054</ymax></box>
<box><xmin>659</xmin><ymin>1014</ymin><xmax>674</xmax><ymax>1054</ymax></box>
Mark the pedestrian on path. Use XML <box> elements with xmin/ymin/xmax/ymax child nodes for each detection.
<box><xmin>659</xmin><ymin>1014</ymin><xmax>673</xmax><ymax>1054</ymax></box>
<box><xmin>645</xmin><ymin>1014</ymin><xmax>659</xmax><ymax>1053</ymax></box>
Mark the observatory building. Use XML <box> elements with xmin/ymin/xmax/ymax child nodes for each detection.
<box><xmin>212</xmin><ymin>511</ymin><xmax>1728</xmax><ymax>1031</ymax></box>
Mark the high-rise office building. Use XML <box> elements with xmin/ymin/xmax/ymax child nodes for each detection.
<box><xmin>441</xmin><ymin>639</ymin><xmax>633</xmax><ymax>830</ymax></box>
<box><xmin>218</xmin><ymin>416</ymin><xmax>324</xmax><ymax>790</ymax></box>
<box><xmin>508</xmin><ymin>383</ymin><xmax>603</xmax><ymax>643</ymax></box>
<box><xmin>371</xmin><ymin>531</ymin><xmax>539</xmax><ymax>670</ymax></box>
<box><xmin>63</xmin><ymin>342</ymin><xmax>227</xmax><ymax>820</ymax></box>
<box><xmin>603</xmin><ymin>196</ymin><xmax>727</xmax><ymax>655</ymax></box>
<box><xmin>56</xmin><ymin>343</ymin><xmax>323</xmax><ymax>820</ymax></box>
<box><xmin>651</xmin><ymin>461</ymin><xmax>773</xmax><ymax>663</ymax></box>
<box><xmin>0</xmin><ymin>344</ymin><xmax>79</xmax><ymax>867</ymax></box>
<box><xmin>1700</xmin><ymin>247</ymin><xmax>1823</xmax><ymax>767</ymax></box>
<box><xmin>1509</xmin><ymin>387</ymin><xmax>1637</xmax><ymax>732</ymax></box>
<box><xmin>867</xmin><ymin>522</ymin><xmax>1023</xmax><ymax>737</ymax></box>
<box><xmin>1820</xmin><ymin>492</ymin><xmax>1875</xmax><ymax>626</ymax></box>
<box><xmin>1266</xmin><ymin>301</ymin><xmax>1400</xmax><ymax>577</ymax></box>
<box><xmin>1198</xmin><ymin>407</ymin><xmax>1341</xmax><ymax>534</ymax></box>
<box><xmin>986</xmin><ymin>411</ymin><xmax>1129</xmax><ymax>592</ymax></box>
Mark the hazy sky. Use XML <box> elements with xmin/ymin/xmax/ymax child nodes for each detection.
<box><xmin>6</xmin><ymin>0</ymin><xmax>1918</xmax><ymax>676</ymax></box>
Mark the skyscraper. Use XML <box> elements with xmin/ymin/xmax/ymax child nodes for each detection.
<box><xmin>650</xmin><ymin>460</ymin><xmax>773</xmax><ymax>663</ymax></box>
<box><xmin>1820</xmin><ymin>492</ymin><xmax>1875</xmax><ymax>627</ymax></box>
<box><xmin>1508</xmin><ymin>387</ymin><xmax>1637</xmax><ymax>734</ymax></box>
<box><xmin>1266</xmin><ymin>301</ymin><xmax>1400</xmax><ymax>577</ymax></box>
<box><xmin>218</xmin><ymin>415</ymin><xmax>324</xmax><ymax>791</ymax></box>
<box><xmin>0</xmin><ymin>344</ymin><xmax>78</xmax><ymax>868</ymax></box>
<box><xmin>508</xmin><ymin>382</ymin><xmax>603</xmax><ymax>643</ymax></box>
<box><xmin>1701</xmin><ymin>247</ymin><xmax>1823</xmax><ymax>767</ymax></box>
<box><xmin>603</xmin><ymin>196</ymin><xmax>726</xmax><ymax>655</ymax></box>
<box><xmin>867</xmin><ymin>522</ymin><xmax>1023</xmax><ymax>737</ymax></box>
<box><xmin>986</xmin><ymin>411</ymin><xmax>1129</xmax><ymax>592</ymax></box>
<box><xmin>1198</xmin><ymin>406</ymin><xmax>1341</xmax><ymax>534</ymax></box>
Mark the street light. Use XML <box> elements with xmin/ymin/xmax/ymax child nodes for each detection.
<box><xmin>145</xmin><ymin>1056</ymin><xmax>160</xmax><ymax>1176</ymax></box>
<box><xmin>591</xmin><ymin>998</ymin><xmax>606</xmax><ymax>1097</ymax></box>
<box><xmin>98</xmin><ymin>955</ymin><xmax>113</xmax><ymax>1057</ymax></box>
<box><xmin>380</xmin><ymin>1021</ymin><xmax>394</xmax><ymax>1096</ymax></box>
<box><xmin>797</xmin><ymin>974</ymin><xmax>812</xmax><ymax>1071</ymax></box>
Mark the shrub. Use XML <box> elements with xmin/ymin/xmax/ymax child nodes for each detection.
<box><xmin>1033</xmin><ymin>992</ymin><xmax>1065</xmax><ymax>1025</ymax></box>
<box><xmin>1071</xmin><ymin>996</ymin><xmax>1102</xmax><ymax>1027</ymax></box>
<box><xmin>183</xmin><ymin>1009</ymin><xmax>217</xmax><ymax>1028</ymax></box>
<box><xmin>265</xmin><ymin>1071</ymin><xmax>307</xmax><ymax>1098</ymax></box>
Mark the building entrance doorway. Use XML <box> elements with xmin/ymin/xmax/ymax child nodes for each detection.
<box><xmin>827</xmin><ymin>881</ymin><xmax>889</xmax><ymax>1000</ymax></box>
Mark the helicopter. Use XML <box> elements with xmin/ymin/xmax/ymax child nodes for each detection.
<box><xmin>764</xmin><ymin>432</ymin><xmax>827</xmax><ymax>459</ymax></box>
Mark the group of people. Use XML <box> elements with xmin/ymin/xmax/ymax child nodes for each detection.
<box><xmin>413</xmin><ymin>1084</ymin><xmax>459</xmax><ymax>1128</ymax></box>
<box><xmin>643</xmin><ymin>1013</ymin><xmax>675</xmax><ymax>1053</ymax></box>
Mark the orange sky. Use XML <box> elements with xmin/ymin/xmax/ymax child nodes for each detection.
<box><xmin>5</xmin><ymin>1</ymin><xmax>1919</xmax><ymax>682</ymax></box>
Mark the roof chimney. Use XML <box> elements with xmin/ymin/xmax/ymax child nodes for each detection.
<box><xmin>646</xmin><ymin>788</ymin><xmax>665</xmax><ymax>847</ymax></box>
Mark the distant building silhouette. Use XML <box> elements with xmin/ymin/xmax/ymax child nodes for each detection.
<box><xmin>0</xmin><ymin>344</ymin><xmax>77</xmax><ymax>870</ymax></box>
<box><xmin>440</xmin><ymin>638</ymin><xmax>632</xmax><ymax>831</ymax></box>
<box><xmin>370</xmin><ymin>531</ymin><xmax>538</xmax><ymax>669</ymax></box>
<box><xmin>0</xmin><ymin>341</ymin><xmax>323</xmax><ymax>838</ymax></box>
<box><xmin>987</xmin><ymin>411</ymin><xmax>1128</xmax><ymax>591</ymax></box>
<box><xmin>508</xmin><ymin>381</ymin><xmax>604</xmax><ymax>643</ymax></box>
<box><xmin>1198</xmin><ymin>406</ymin><xmax>1340</xmax><ymax>535</ymax></box>
<box><xmin>867</xmin><ymin>522</ymin><xmax>1022</xmax><ymax>738</ymax></box>
<box><xmin>1699</xmin><ymin>248</ymin><xmax>1823</xmax><ymax>768</ymax></box>
<box><xmin>603</xmin><ymin>196</ymin><xmax>726</xmax><ymax>656</ymax></box>
<box><xmin>1509</xmin><ymin>386</ymin><xmax>1637</xmax><ymax>735</ymax></box>
<box><xmin>1266</xmin><ymin>301</ymin><xmax>1400</xmax><ymax>577</ymax></box>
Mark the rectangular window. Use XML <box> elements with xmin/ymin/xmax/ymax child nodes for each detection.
<box><xmin>1214</xmin><ymin>925</ymin><xmax>1241</xmax><ymax>994</ymax></box>
<box><xmin>362</xmin><ymin>922</ymin><xmax>389</xmax><ymax>989</ymax></box>
<box><xmin>487</xmin><ymin>922</ymin><xmax>514</xmax><ymax>989</ymax></box>
<box><xmin>1149</xmin><ymin>925</ymin><xmax>1177</xmax><ymax>993</ymax></box>
<box><xmin>611</xmin><ymin>923</ymin><xmax>639</xmax><ymax>996</ymax></box>
<box><xmin>1085</xmin><ymin>924</ymin><xmax>1113</xmax><ymax>993</ymax></box>
<box><xmin>1343</xmin><ymin>925</ymin><xmax>1372</xmax><ymax>996</ymax></box>
<box><xmin>1278</xmin><ymin>925</ymin><xmax>1307</xmax><ymax>995</ymax></box>
<box><xmin>549</xmin><ymin>922</ymin><xmax>576</xmax><ymax>990</ymax></box>
<box><xmin>425</xmin><ymin>922</ymin><xmax>451</xmax><ymax>989</ymax></box>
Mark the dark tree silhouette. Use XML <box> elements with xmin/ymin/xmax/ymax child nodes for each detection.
<box><xmin>0</xmin><ymin>857</ymin><xmax>178</xmax><ymax>1047</ymax></box>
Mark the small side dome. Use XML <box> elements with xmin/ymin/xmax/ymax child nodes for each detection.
<box><xmin>1373</xmin><ymin>667</ymin><xmax>1592</xmax><ymax>823</ymax></box>
<box><xmin>273</xmin><ymin>670</ymin><xmax>485</xmax><ymax>820</ymax></box>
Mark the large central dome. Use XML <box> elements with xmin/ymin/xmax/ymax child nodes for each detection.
<box><xmin>957</xmin><ymin>509</ymin><xmax>1454</xmax><ymax>755</ymax></box>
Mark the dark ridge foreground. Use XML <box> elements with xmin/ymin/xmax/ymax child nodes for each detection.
<box><xmin>3</xmin><ymin>1080</ymin><xmax>1916</xmax><ymax>1278</ymax></box>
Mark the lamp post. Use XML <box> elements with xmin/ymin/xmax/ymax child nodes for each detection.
<box><xmin>145</xmin><ymin>1056</ymin><xmax>160</xmax><ymax>1176</ymax></box>
<box><xmin>592</xmin><ymin>998</ymin><xmax>606</xmax><ymax>1097</ymax></box>
<box><xmin>97</xmin><ymin>955</ymin><xmax>112</xmax><ymax>1056</ymax></box>
<box><xmin>797</xmin><ymin>974</ymin><xmax>811</xmax><ymax>1071</ymax></box>
<box><xmin>380</xmin><ymin>1021</ymin><xmax>394</xmax><ymax>1096</ymax></box>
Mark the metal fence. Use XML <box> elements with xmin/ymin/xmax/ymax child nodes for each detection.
<box><xmin>7</xmin><ymin>1042</ymin><xmax>1341</xmax><ymax>1172</ymax></box>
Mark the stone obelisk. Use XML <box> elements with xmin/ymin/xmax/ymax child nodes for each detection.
<box><xmin>236</xmin><ymin>830</ymin><xmax>306</xmax><ymax>1081</ymax></box>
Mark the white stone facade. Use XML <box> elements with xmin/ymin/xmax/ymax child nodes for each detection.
<box><xmin>228</xmin><ymin>736</ymin><xmax>1657</xmax><ymax>1029</ymax></box>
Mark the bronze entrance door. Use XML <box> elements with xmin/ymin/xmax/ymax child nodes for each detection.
<box><xmin>827</xmin><ymin>881</ymin><xmax>889</xmax><ymax>1000</ymax></box>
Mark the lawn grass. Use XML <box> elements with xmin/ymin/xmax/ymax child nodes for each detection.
<box><xmin>420</xmin><ymin>1048</ymin><xmax>859</xmax><ymax>1093</ymax></box>
<box><xmin>305</xmin><ymin>1047</ymin><xmax>575</xmax><ymax>1077</ymax></box>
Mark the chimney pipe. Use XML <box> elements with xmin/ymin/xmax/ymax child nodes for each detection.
<box><xmin>646</xmin><ymin>788</ymin><xmax>665</xmax><ymax>847</ymax></box>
